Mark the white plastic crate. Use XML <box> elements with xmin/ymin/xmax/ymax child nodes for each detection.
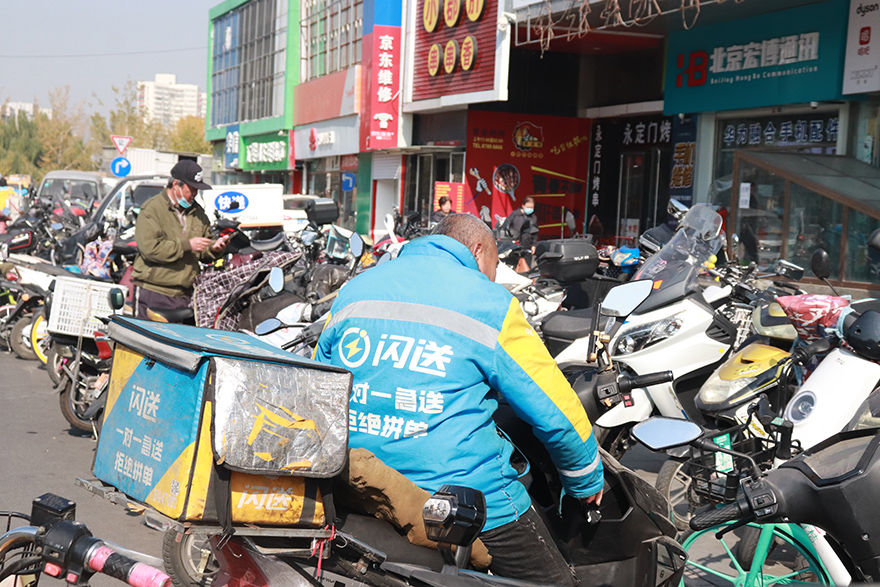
<box><xmin>47</xmin><ymin>276</ymin><xmax>127</xmax><ymax>337</ymax></box>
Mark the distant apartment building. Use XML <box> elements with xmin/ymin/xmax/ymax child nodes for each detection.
<box><xmin>137</xmin><ymin>74</ymin><xmax>207</xmax><ymax>128</ymax></box>
<box><xmin>0</xmin><ymin>102</ymin><xmax>52</xmax><ymax>121</ymax></box>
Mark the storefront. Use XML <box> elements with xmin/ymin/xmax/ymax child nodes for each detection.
<box><xmin>587</xmin><ymin>114</ymin><xmax>697</xmax><ymax>245</ymax></box>
<box><xmin>293</xmin><ymin>116</ymin><xmax>361</xmax><ymax>231</ymax></box>
<box><xmin>663</xmin><ymin>0</ymin><xmax>854</xmax><ymax>276</ymax></box>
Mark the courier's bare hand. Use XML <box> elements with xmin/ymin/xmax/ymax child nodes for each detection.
<box><xmin>211</xmin><ymin>233</ymin><xmax>232</xmax><ymax>253</ymax></box>
<box><xmin>189</xmin><ymin>237</ymin><xmax>212</xmax><ymax>252</ymax></box>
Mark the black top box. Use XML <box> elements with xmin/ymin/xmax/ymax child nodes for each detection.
<box><xmin>535</xmin><ymin>238</ymin><xmax>599</xmax><ymax>283</ymax></box>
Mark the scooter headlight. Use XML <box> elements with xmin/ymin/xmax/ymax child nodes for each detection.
<box><xmin>785</xmin><ymin>391</ymin><xmax>816</xmax><ymax>423</ymax></box>
<box><xmin>614</xmin><ymin>315</ymin><xmax>684</xmax><ymax>356</ymax></box>
<box><xmin>697</xmin><ymin>371</ymin><xmax>755</xmax><ymax>405</ymax></box>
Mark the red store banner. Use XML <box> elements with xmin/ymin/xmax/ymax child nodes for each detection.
<box><xmin>464</xmin><ymin>111</ymin><xmax>591</xmax><ymax>236</ymax></box>
<box><xmin>361</xmin><ymin>25</ymin><xmax>402</xmax><ymax>151</ymax></box>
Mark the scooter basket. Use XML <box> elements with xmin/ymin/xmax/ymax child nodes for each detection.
<box><xmin>47</xmin><ymin>276</ymin><xmax>127</xmax><ymax>338</ymax></box>
<box><xmin>688</xmin><ymin>428</ymin><xmax>777</xmax><ymax>504</ymax></box>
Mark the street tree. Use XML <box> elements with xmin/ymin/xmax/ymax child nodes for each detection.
<box><xmin>36</xmin><ymin>87</ymin><xmax>94</xmax><ymax>172</ymax></box>
<box><xmin>168</xmin><ymin>116</ymin><xmax>210</xmax><ymax>154</ymax></box>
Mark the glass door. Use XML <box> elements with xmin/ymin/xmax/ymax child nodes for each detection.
<box><xmin>617</xmin><ymin>149</ymin><xmax>662</xmax><ymax>246</ymax></box>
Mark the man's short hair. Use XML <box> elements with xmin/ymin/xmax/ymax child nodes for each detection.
<box><xmin>431</xmin><ymin>213</ymin><xmax>496</xmax><ymax>252</ymax></box>
<box><xmin>437</xmin><ymin>196</ymin><xmax>450</xmax><ymax>206</ymax></box>
<box><xmin>523</xmin><ymin>196</ymin><xmax>535</xmax><ymax>205</ymax></box>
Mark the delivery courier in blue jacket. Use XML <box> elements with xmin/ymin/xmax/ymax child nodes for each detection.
<box><xmin>315</xmin><ymin>214</ymin><xmax>603</xmax><ymax>585</ymax></box>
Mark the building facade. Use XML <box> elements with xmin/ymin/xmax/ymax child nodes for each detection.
<box><xmin>138</xmin><ymin>74</ymin><xmax>206</xmax><ymax>128</ymax></box>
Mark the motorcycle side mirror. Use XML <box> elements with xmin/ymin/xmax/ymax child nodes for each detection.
<box><xmin>730</xmin><ymin>233</ymin><xmax>740</xmax><ymax>249</ymax></box>
<box><xmin>423</xmin><ymin>485</ymin><xmax>486</xmax><ymax>567</ymax></box>
<box><xmin>268</xmin><ymin>267</ymin><xmax>284</xmax><ymax>294</ymax></box>
<box><xmin>810</xmin><ymin>248</ymin><xmax>832</xmax><ymax>280</ymax></box>
<box><xmin>667</xmin><ymin>198</ymin><xmax>689</xmax><ymax>219</ymax></box>
<box><xmin>479</xmin><ymin>206</ymin><xmax>491</xmax><ymax>224</ymax></box>
<box><xmin>107</xmin><ymin>288</ymin><xmax>126</xmax><ymax>311</ymax></box>
<box><xmin>301</xmin><ymin>230</ymin><xmax>318</xmax><ymax>246</ymax></box>
<box><xmin>772</xmin><ymin>259</ymin><xmax>804</xmax><ymax>281</ymax></box>
<box><xmin>254</xmin><ymin>317</ymin><xmax>284</xmax><ymax>336</ymax></box>
<box><xmin>565</xmin><ymin>210</ymin><xmax>577</xmax><ymax>233</ymax></box>
<box><xmin>631</xmin><ymin>417</ymin><xmax>703</xmax><ymax>451</ymax></box>
<box><xmin>600</xmin><ymin>279</ymin><xmax>654</xmax><ymax>318</ymax></box>
<box><xmin>349</xmin><ymin>233</ymin><xmax>364</xmax><ymax>258</ymax></box>
<box><xmin>869</xmin><ymin>227</ymin><xmax>880</xmax><ymax>252</ymax></box>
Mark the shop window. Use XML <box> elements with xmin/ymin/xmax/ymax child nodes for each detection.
<box><xmin>787</xmin><ymin>184</ymin><xmax>843</xmax><ymax>279</ymax></box>
<box><xmin>734</xmin><ymin>165</ymin><xmax>786</xmax><ymax>270</ymax></box>
<box><xmin>846</xmin><ymin>210</ymin><xmax>880</xmax><ymax>283</ymax></box>
<box><xmin>211</xmin><ymin>0</ymin><xmax>287</xmax><ymax>127</ymax></box>
<box><xmin>302</xmin><ymin>0</ymin><xmax>363</xmax><ymax>81</ymax></box>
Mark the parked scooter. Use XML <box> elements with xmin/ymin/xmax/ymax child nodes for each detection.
<box><xmin>634</xmin><ymin>403</ymin><xmax>880</xmax><ymax>585</ymax></box>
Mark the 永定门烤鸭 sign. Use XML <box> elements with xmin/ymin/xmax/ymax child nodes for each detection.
<box><xmin>664</xmin><ymin>0</ymin><xmax>847</xmax><ymax>114</ymax></box>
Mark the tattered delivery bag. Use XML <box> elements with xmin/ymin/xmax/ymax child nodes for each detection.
<box><xmin>93</xmin><ymin>316</ymin><xmax>352</xmax><ymax>527</ymax></box>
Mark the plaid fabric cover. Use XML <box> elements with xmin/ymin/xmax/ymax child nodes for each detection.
<box><xmin>193</xmin><ymin>250</ymin><xmax>301</xmax><ymax>330</ymax></box>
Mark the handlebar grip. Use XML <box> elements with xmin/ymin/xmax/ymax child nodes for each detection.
<box><xmin>690</xmin><ymin>502</ymin><xmax>743</xmax><ymax>531</ymax></box>
<box><xmin>86</xmin><ymin>544</ymin><xmax>172</xmax><ymax>587</ymax></box>
<box><xmin>629</xmin><ymin>371</ymin><xmax>674</xmax><ymax>388</ymax></box>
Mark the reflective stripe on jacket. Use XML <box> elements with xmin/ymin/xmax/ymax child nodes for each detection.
<box><xmin>314</xmin><ymin>235</ymin><xmax>603</xmax><ymax>530</ymax></box>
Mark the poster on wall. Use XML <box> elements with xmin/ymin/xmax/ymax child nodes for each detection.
<box><xmin>434</xmin><ymin>181</ymin><xmax>467</xmax><ymax>211</ymax></box>
<box><xmin>465</xmin><ymin>111</ymin><xmax>591</xmax><ymax>236</ymax></box>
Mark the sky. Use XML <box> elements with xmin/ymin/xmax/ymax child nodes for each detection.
<box><xmin>0</xmin><ymin>0</ymin><xmax>219</xmax><ymax>115</ymax></box>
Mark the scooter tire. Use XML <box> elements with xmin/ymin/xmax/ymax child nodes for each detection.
<box><xmin>162</xmin><ymin>529</ymin><xmax>217</xmax><ymax>587</ymax></box>
<box><xmin>46</xmin><ymin>345</ymin><xmax>65</xmax><ymax>386</ymax></box>
<box><xmin>58</xmin><ymin>378</ymin><xmax>94</xmax><ymax>433</ymax></box>
<box><xmin>10</xmin><ymin>315</ymin><xmax>36</xmax><ymax>360</ymax></box>
<box><xmin>30</xmin><ymin>309</ymin><xmax>49</xmax><ymax>364</ymax></box>
<box><xmin>655</xmin><ymin>459</ymin><xmax>701</xmax><ymax>532</ymax></box>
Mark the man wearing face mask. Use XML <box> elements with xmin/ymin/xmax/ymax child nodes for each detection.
<box><xmin>314</xmin><ymin>213</ymin><xmax>603</xmax><ymax>585</ymax></box>
<box><xmin>132</xmin><ymin>160</ymin><xmax>230</xmax><ymax>319</ymax></box>
<box><xmin>504</xmin><ymin>196</ymin><xmax>539</xmax><ymax>269</ymax></box>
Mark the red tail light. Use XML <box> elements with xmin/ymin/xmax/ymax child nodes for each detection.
<box><xmin>94</xmin><ymin>332</ymin><xmax>112</xmax><ymax>360</ymax></box>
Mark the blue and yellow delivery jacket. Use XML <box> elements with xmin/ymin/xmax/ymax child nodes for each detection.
<box><xmin>315</xmin><ymin>235</ymin><xmax>604</xmax><ymax>532</ymax></box>
<box><xmin>94</xmin><ymin>316</ymin><xmax>352</xmax><ymax>526</ymax></box>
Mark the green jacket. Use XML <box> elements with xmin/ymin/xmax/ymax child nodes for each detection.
<box><xmin>132</xmin><ymin>190</ymin><xmax>215</xmax><ymax>297</ymax></box>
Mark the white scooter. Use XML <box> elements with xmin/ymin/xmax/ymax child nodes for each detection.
<box><xmin>554</xmin><ymin>206</ymin><xmax>746</xmax><ymax>455</ymax></box>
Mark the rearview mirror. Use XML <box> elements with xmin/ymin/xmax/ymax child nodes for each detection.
<box><xmin>631</xmin><ymin>417</ymin><xmax>703</xmax><ymax>451</ymax></box>
<box><xmin>773</xmin><ymin>259</ymin><xmax>804</xmax><ymax>281</ymax></box>
<box><xmin>601</xmin><ymin>279</ymin><xmax>654</xmax><ymax>318</ymax></box>
<box><xmin>811</xmin><ymin>248</ymin><xmax>831</xmax><ymax>280</ymax></box>
<box><xmin>565</xmin><ymin>211</ymin><xmax>576</xmax><ymax>233</ymax></box>
<box><xmin>107</xmin><ymin>288</ymin><xmax>126</xmax><ymax>311</ymax></box>
<box><xmin>479</xmin><ymin>206</ymin><xmax>491</xmax><ymax>224</ymax></box>
<box><xmin>349</xmin><ymin>233</ymin><xmax>364</xmax><ymax>258</ymax></box>
<box><xmin>668</xmin><ymin>198</ymin><xmax>688</xmax><ymax>219</ymax></box>
<box><xmin>268</xmin><ymin>266</ymin><xmax>284</xmax><ymax>294</ymax></box>
<box><xmin>254</xmin><ymin>317</ymin><xmax>283</xmax><ymax>336</ymax></box>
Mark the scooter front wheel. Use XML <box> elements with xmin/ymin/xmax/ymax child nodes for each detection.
<box><xmin>58</xmin><ymin>377</ymin><xmax>95</xmax><ymax>433</ymax></box>
<box><xmin>10</xmin><ymin>315</ymin><xmax>35</xmax><ymax>360</ymax></box>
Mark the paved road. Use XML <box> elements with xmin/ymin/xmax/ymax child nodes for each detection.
<box><xmin>0</xmin><ymin>351</ymin><xmax>738</xmax><ymax>586</ymax></box>
<box><xmin>0</xmin><ymin>352</ymin><xmax>162</xmax><ymax>587</ymax></box>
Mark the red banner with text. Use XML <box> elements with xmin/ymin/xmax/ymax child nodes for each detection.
<box><xmin>465</xmin><ymin>111</ymin><xmax>591</xmax><ymax>236</ymax></box>
<box><xmin>361</xmin><ymin>25</ymin><xmax>402</xmax><ymax>151</ymax></box>
<box><xmin>434</xmin><ymin>181</ymin><xmax>467</xmax><ymax>211</ymax></box>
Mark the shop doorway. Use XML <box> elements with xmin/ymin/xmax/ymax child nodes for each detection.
<box><xmin>616</xmin><ymin>149</ymin><xmax>665</xmax><ymax>246</ymax></box>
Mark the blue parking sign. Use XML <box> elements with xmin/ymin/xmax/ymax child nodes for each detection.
<box><xmin>111</xmin><ymin>157</ymin><xmax>131</xmax><ymax>177</ymax></box>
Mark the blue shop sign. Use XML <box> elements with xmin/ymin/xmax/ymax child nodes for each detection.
<box><xmin>664</xmin><ymin>0</ymin><xmax>848</xmax><ymax>114</ymax></box>
<box><xmin>224</xmin><ymin>125</ymin><xmax>240</xmax><ymax>169</ymax></box>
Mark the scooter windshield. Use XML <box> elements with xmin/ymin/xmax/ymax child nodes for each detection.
<box><xmin>633</xmin><ymin>204</ymin><xmax>724</xmax><ymax>295</ymax></box>
<box><xmin>846</xmin><ymin>387</ymin><xmax>880</xmax><ymax>431</ymax></box>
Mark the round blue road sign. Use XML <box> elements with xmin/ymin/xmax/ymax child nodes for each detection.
<box><xmin>111</xmin><ymin>157</ymin><xmax>131</xmax><ymax>178</ymax></box>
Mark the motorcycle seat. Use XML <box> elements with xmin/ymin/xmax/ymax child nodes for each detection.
<box><xmin>335</xmin><ymin>512</ymin><xmax>443</xmax><ymax>571</ymax></box>
<box><xmin>147</xmin><ymin>307</ymin><xmax>194</xmax><ymax>324</ymax></box>
<box><xmin>541</xmin><ymin>307</ymin><xmax>595</xmax><ymax>342</ymax></box>
<box><xmin>250</xmin><ymin>232</ymin><xmax>286</xmax><ymax>251</ymax></box>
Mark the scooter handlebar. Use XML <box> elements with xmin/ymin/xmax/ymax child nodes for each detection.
<box><xmin>689</xmin><ymin>501</ymin><xmax>745</xmax><ymax>531</ymax></box>
<box><xmin>628</xmin><ymin>371</ymin><xmax>674</xmax><ymax>389</ymax></box>
<box><xmin>84</xmin><ymin>543</ymin><xmax>171</xmax><ymax>587</ymax></box>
